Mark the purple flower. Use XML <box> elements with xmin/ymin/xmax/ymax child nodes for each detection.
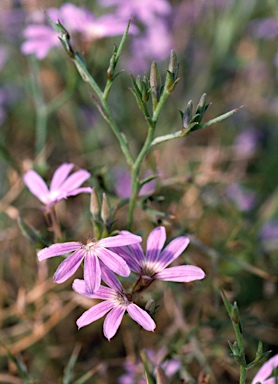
<box><xmin>99</xmin><ymin>0</ymin><xmax>171</xmax><ymax>25</ymax></box>
<box><xmin>21</xmin><ymin>3</ymin><xmax>137</xmax><ymax>59</ymax></box>
<box><xmin>252</xmin><ymin>18</ymin><xmax>278</xmax><ymax>40</ymax></box>
<box><xmin>252</xmin><ymin>354</ymin><xmax>278</xmax><ymax>384</ymax></box>
<box><xmin>234</xmin><ymin>128</ymin><xmax>260</xmax><ymax>157</ymax></box>
<box><xmin>72</xmin><ymin>271</ymin><xmax>156</xmax><ymax>340</ymax></box>
<box><xmin>112</xmin><ymin>226</ymin><xmax>205</xmax><ymax>285</ymax></box>
<box><xmin>37</xmin><ymin>232</ymin><xmax>142</xmax><ymax>292</ymax></box>
<box><xmin>23</xmin><ymin>163</ymin><xmax>91</xmax><ymax>209</ymax></box>
<box><xmin>114</xmin><ymin>168</ymin><xmax>155</xmax><ymax>199</ymax></box>
<box><xmin>226</xmin><ymin>183</ymin><xmax>256</xmax><ymax>212</ymax></box>
<box><xmin>260</xmin><ymin>220</ymin><xmax>278</xmax><ymax>251</ymax></box>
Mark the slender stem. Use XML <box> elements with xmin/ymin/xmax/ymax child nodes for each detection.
<box><xmin>72</xmin><ymin>53</ymin><xmax>134</xmax><ymax>167</ymax></box>
<box><xmin>239</xmin><ymin>366</ymin><xmax>247</xmax><ymax>384</ymax></box>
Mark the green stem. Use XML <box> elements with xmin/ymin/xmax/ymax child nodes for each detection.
<box><xmin>239</xmin><ymin>366</ymin><xmax>247</xmax><ymax>384</ymax></box>
<box><xmin>72</xmin><ymin>53</ymin><xmax>134</xmax><ymax>167</ymax></box>
<box><xmin>127</xmin><ymin>89</ymin><xmax>171</xmax><ymax>229</ymax></box>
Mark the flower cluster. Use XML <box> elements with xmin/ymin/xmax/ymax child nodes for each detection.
<box><xmin>24</xmin><ymin>165</ymin><xmax>205</xmax><ymax>340</ymax></box>
<box><xmin>21</xmin><ymin>3</ymin><xmax>136</xmax><ymax>59</ymax></box>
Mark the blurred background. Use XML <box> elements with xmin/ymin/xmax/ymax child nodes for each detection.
<box><xmin>0</xmin><ymin>0</ymin><xmax>278</xmax><ymax>383</ymax></box>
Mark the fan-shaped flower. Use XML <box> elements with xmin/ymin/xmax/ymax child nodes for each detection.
<box><xmin>23</xmin><ymin>163</ymin><xmax>91</xmax><ymax>210</ymax></box>
<box><xmin>72</xmin><ymin>266</ymin><xmax>156</xmax><ymax>340</ymax></box>
<box><xmin>37</xmin><ymin>232</ymin><xmax>142</xmax><ymax>292</ymax></box>
<box><xmin>111</xmin><ymin>226</ymin><xmax>205</xmax><ymax>289</ymax></box>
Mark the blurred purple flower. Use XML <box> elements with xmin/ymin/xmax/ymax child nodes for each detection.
<box><xmin>114</xmin><ymin>168</ymin><xmax>155</xmax><ymax>199</ymax></box>
<box><xmin>99</xmin><ymin>0</ymin><xmax>171</xmax><ymax>25</ymax></box>
<box><xmin>118</xmin><ymin>347</ymin><xmax>181</xmax><ymax>384</ymax></box>
<box><xmin>38</xmin><ymin>232</ymin><xmax>142</xmax><ymax>292</ymax></box>
<box><xmin>72</xmin><ymin>270</ymin><xmax>156</xmax><ymax>340</ymax></box>
<box><xmin>234</xmin><ymin>128</ymin><xmax>260</xmax><ymax>157</ymax></box>
<box><xmin>226</xmin><ymin>183</ymin><xmax>256</xmax><ymax>212</ymax></box>
<box><xmin>23</xmin><ymin>163</ymin><xmax>91</xmax><ymax>209</ymax></box>
<box><xmin>260</xmin><ymin>220</ymin><xmax>278</xmax><ymax>251</ymax></box>
<box><xmin>21</xmin><ymin>3</ymin><xmax>137</xmax><ymax>59</ymax></box>
<box><xmin>252</xmin><ymin>18</ymin><xmax>278</xmax><ymax>40</ymax></box>
<box><xmin>112</xmin><ymin>226</ymin><xmax>205</xmax><ymax>285</ymax></box>
<box><xmin>252</xmin><ymin>354</ymin><xmax>278</xmax><ymax>384</ymax></box>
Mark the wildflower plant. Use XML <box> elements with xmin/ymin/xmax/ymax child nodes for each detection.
<box><xmin>10</xmin><ymin>3</ymin><xmax>275</xmax><ymax>384</ymax></box>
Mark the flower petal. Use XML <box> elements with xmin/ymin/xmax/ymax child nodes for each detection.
<box><xmin>84</xmin><ymin>253</ymin><xmax>102</xmax><ymax>292</ymax></box>
<box><xmin>49</xmin><ymin>163</ymin><xmax>74</xmax><ymax>192</ymax></box>
<box><xmin>62</xmin><ymin>187</ymin><xmax>92</xmax><ymax>198</ymax></box>
<box><xmin>98</xmin><ymin>232</ymin><xmax>142</xmax><ymax>247</ymax></box>
<box><xmin>72</xmin><ymin>279</ymin><xmax>112</xmax><ymax>300</ymax></box>
<box><xmin>98</xmin><ymin>248</ymin><xmax>130</xmax><ymax>277</ymax></box>
<box><xmin>23</xmin><ymin>170</ymin><xmax>49</xmax><ymax>204</ymax></box>
<box><xmin>127</xmin><ymin>303</ymin><xmax>156</xmax><ymax>332</ymax></box>
<box><xmin>60</xmin><ymin>169</ymin><xmax>91</xmax><ymax>192</ymax></box>
<box><xmin>100</xmin><ymin>261</ymin><xmax>123</xmax><ymax>292</ymax></box>
<box><xmin>109</xmin><ymin>245</ymin><xmax>142</xmax><ymax>274</ymax></box>
<box><xmin>37</xmin><ymin>242</ymin><xmax>81</xmax><ymax>261</ymax></box>
<box><xmin>252</xmin><ymin>354</ymin><xmax>278</xmax><ymax>384</ymax></box>
<box><xmin>76</xmin><ymin>301</ymin><xmax>114</xmax><ymax>329</ymax></box>
<box><xmin>103</xmin><ymin>306</ymin><xmax>125</xmax><ymax>340</ymax></box>
<box><xmin>158</xmin><ymin>236</ymin><xmax>190</xmax><ymax>270</ymax></box>
<box><xmin>155</xmin><ymin>265</ymin><xmax>205</xmax><ymax>282</ymax></box>
<box><xmin>146</xmin><ymin>226</ymin><xmax>166</xmax><ymax>263</ymax></box>
<box><xmin>53</xmin><ymin>249</ymin><xmax>85</xmax><ymax>283</ymax></box>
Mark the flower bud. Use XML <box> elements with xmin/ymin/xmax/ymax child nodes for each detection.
<box><xmin>168</xmin><ymin>50</ymin><xmax>179</xmax><ymax>80</ymax></box>
<box><xmin>101</xmin><ymin>193</ymin><xmax>111</xmax><ymax>227</ymax></box>
<box><xmin>150</xmin><ymin>61</ymin><xmax>161</xmax><ymax>101</ymax></box>
<box><xmin>90</xmin><ymin>188</ymin><xmax>100</xmax><ymax>220</ymax></box>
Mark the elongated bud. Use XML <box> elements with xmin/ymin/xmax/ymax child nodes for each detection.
<box><xmin>107</xmin><ymin>51</ymin><xmax>116</xmax><ymax>80</ymax></box>
<box><xmin>101</xmin><ymin>193</ymin><xmax>111</xmax><ymax>227</ymax></box>
<box><xmin>90</xmin><ymin>188</ymin><xmax>100</xmax><ymax>220</ymax></box>
<box><xmin>168</xmin><ymin>50</ymin><xmax>179</xmax><ymax>80</ymax></box>
<box><xmin>150</xmin><ymin>61</ymin><xmax>161</xmax><ymax>101</ymax></box>
<box><xmin>196</xmin><ymin>93</ymin><xmax>207</xmax><ymax>116</ymax></box>
<box><xmin>183</xmin><ymin>100</ymin><xmax>193</xmax><ymax>127</ymax></box>
<box><xmin>145</xmin><ymin>297</ymin><xmax>156</xmax><ymax>315</ymax></box>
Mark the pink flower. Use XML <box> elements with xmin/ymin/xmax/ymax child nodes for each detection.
<box><xmin>37</xmin><ymin>232</ymin><xmax>142</xmax><ymax>292</ymax></box>
<box><xmin>21</xmin><ymin>3</ymin><xmax>138</xmax><ymax>59</ymax></box>
<box><xmin>23</xmin><ymin>163</ymin><xmax>91</xmax><ymax>209</ymax></box>
<box><xmin>72</xmin><ymin>269</ymin><xmax>156</xmax><ymax>340</ymax></box>
<box><xmin>252</xmin><ymin>354</ymin><xmax>278</xmax><ymax>384</ymax></box>
<box><xmin>112</xmin><ymin>226</ymin><xmax>205</xmax><ymax>285</ymax></box>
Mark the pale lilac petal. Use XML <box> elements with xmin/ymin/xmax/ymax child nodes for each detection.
<box><xmin>63</xmin><ymin>187</ymin><xmax>92</xmax><ymax>198</ymax></box>
<box><xmin>103</xmin><ymin>306</ymin><xmax>125</xmax><ymax>340</ymax></box>
<box><xmin>100</xmin><ymin>261</ymin><xmax>123</xmax><ymax>292</ymax></box>
<box><xmin>23</xmin><ymin>170</ymin><xmax>49</xmax><ymax>204</ymax></box>
<box><xmin>155</xmin><ymin>265</ymin><xmax>205</xmax><ymax>282</ymax></box>
<box><xmin>109</xmin><ymin>246</ymin><xmax>142</xmax><ymax>273</ymax></box>
<box><xmin>146</xmin><ymin>226</ymin><xmax>166</xmax><ymax>263</ymax></box>
<box><xmin>158</xmin><ymin>236</ymin><xmax>190</xmax><ymax>270</ymax></box>
<box><xmin>127</xmin><ymin>303</ymin><xmax>156</xmax><ymax>331</ymax></box>
<box><xmin>84</xmin><ymin>253</ymin><xmax>101</xmax><ymax>292</ymax></box>
<box><xmin>98</xmin><ymin>233</ymin><xmax>142</xmax><ymax>247</ymax></box>
<box><xmin>53</xmin><ymin>249</ymin><xmax>85</xmax><ymax>283</ymax></box>
<box><xmin>72</xmin><ymin>279</ymin><xmax>112</xmax><ymax>300</ymax></box>
<box><xmin>37</xmin><ymin>242</ymin><xmax>81</xmax><ymax>261</ymax></box>
<box><xmin>98</xmin><ymin>248</ymin><xmax>130</xmax><ymax>277</ymax></box>
<box><xmin>252</xmin><ymin>354</ymin><xmax>278</xmax><ymax>384</ymax></box>
<box><xmin>60</xmin><ymin>169</ymin><xmax>91</xmax><ymax>192</ymax></box>
<box><xmin>76</xmin><ymin>301</ymin><xmax>114</xmax><ymax>329</ymax></box>
<box><xmin>49</xmin><ymin>163</ymin><xmax>74</xmax><ymax>191</ymax></box>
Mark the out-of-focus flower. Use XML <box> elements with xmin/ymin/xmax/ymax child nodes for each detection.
<box><xmin>118</xmin><ymin>347</ymin><xmax>181</xmax><ymax>384</ymax></box>
<box><xmin>260</xmin><ymin>220</ymin><xmax>278</xmax><ymax>252</ymax></box>
<box><xmin>100</xmin><ymin>0</ymin><xmax>173</xmax><ymax>72</ymax></box>
<box><xmin>72</xmin><ymin>269</ymin><xmax>156</xmax><ymax>340</ymax></box>
<box><xmin>112</xmin><ymin>226</ymin><xmax>205</xmax><ymax>285</ymax></box>
<box><xmin>252</xmin><ymin>18</ymin><xmax>278</xmax><ymax>40</ymax></box>
<box><xmin>21</xmin><ymin>3</ymin><xmax>137</xmax><ymax>59</ymax></box>
<box><xmin>99</xmin><ymin>0</ymin><xmax>171</xmax><ymax>25</ymax></box>
<box><xmin>114</xmin><ymin>168</ymin><xmax>155</xmax><ymax>199</ymax></box>
<box><xmin>234</xmin><ymin>128</ymin><xmax>260</xmax><ymax>157</ymax></box>
<box><xmin>252</xmin><ymin>354</ymin><xmax>278</xmax><ymax>384</ymax></box>
<box><xmin>226</xmin><ymin>183</ymin><xmax>256</xmax><ymax>212</ymax></box>
<box><xmin>37</xmin><ymin>232</ymin><xmax>142</xmax><ymax>292</ymax></box>
<box><xmin>23</xmin><ymin>163</ymin><xmax>91</xmax><ymax>209</ymax></box>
